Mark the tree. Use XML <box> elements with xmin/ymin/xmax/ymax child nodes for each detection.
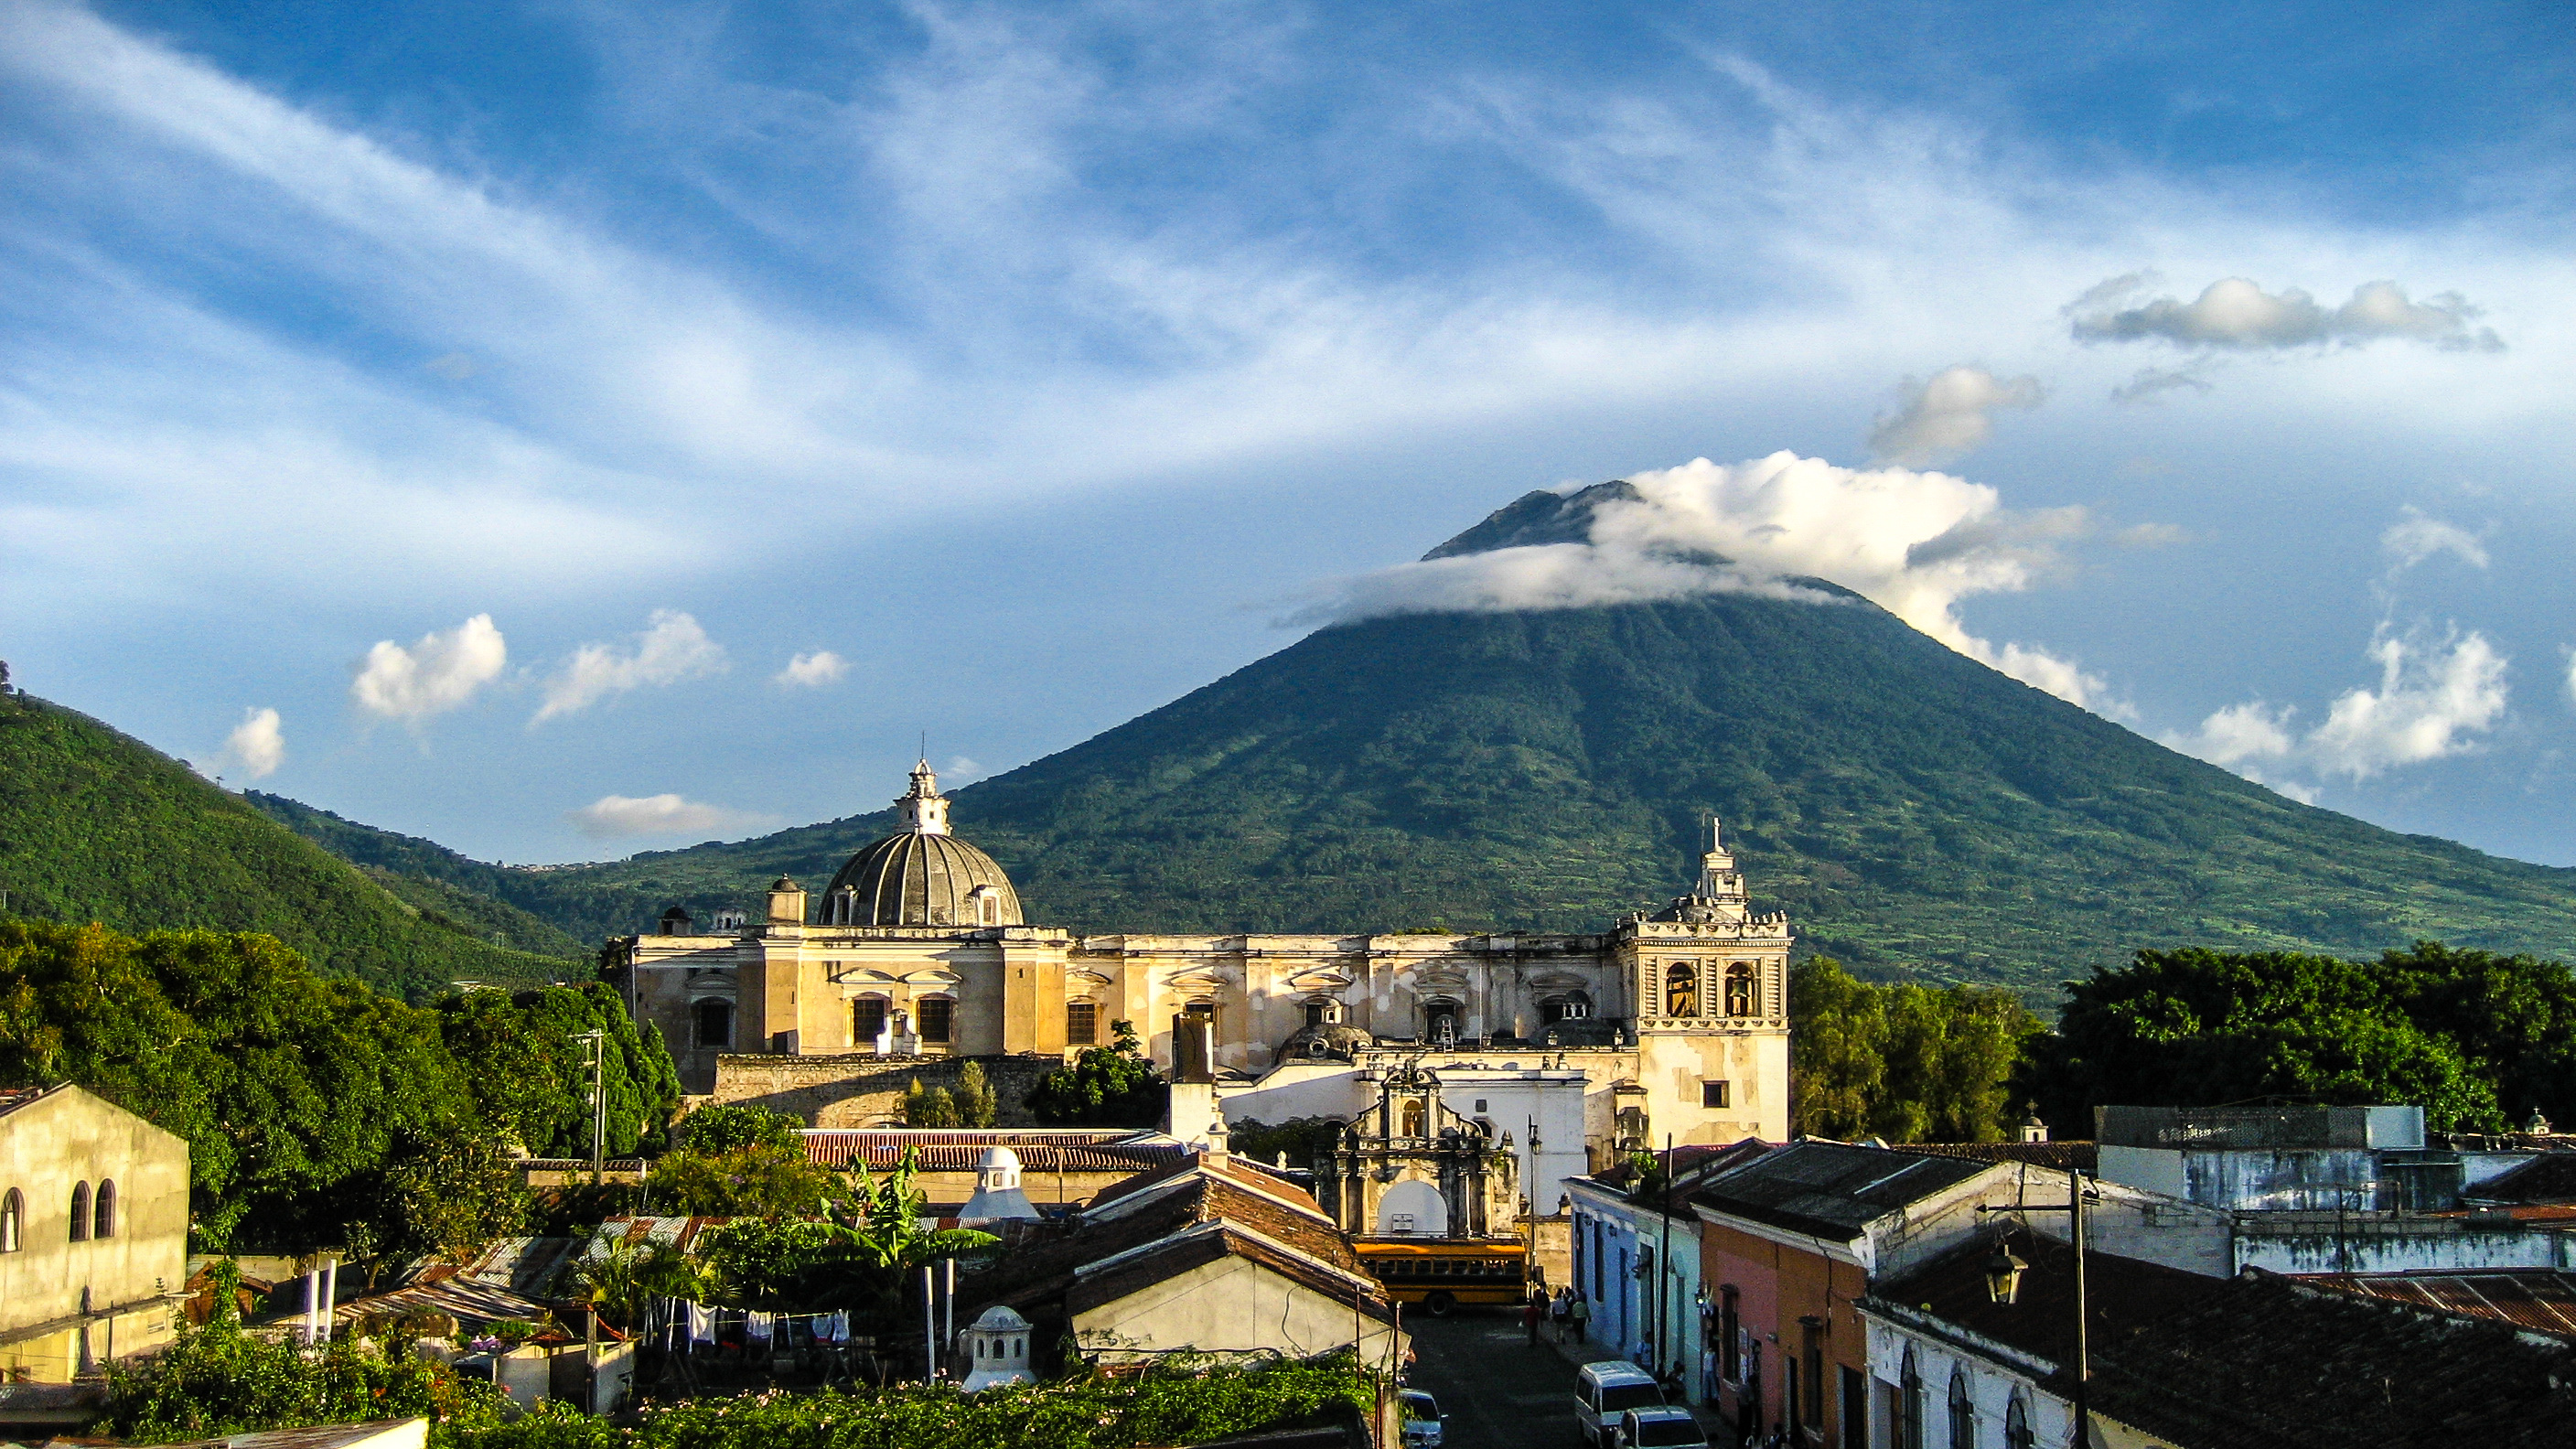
<box><xmin>954</xmin><ymin>1060</ymin><xmax>998</xmax><ymax>1128</ymax></box>
<box><xmin>103</xmin><ymin>1317</ymin><xmax>510</xmax><ymax>1444</ymax></box>
<box><xmin>436</xmin><ymin>984</ymin><xmax>682</xmax><ymax>1158</ymax></box>
<box><xmin>1226</xmin><ymin>1117</ymin><xmax>1347</xmax><ymax>1168</ymax></box>
<box><xmin>2019</xmin><ymin>945</ymin><xmax>2523</xmax><ymax>1134</ymax></box>
<box><xmin>370</xmin><ymin>1133</ymin><xmax>532</xmax><ymax>1268</ymax></box>
<box><xmin>696</xmin><ymin>1149</ymin><xmax>995</xmax><ymax>1319</ymax></box>
<box><xmin>648</xmin><ymin>1141</ymin><xmax>852</xmax><ymax>1218</ymax></box>
<box><xmin>903</xmin><ymin>1079</ymin><xmax>960</xmax><ymax>1128</ymax></box>
<box><xmin>1027</xmin><ymin>1020</ymin><xmax>1168</xmax><ymax>1127</ymax></box>
<box><xmin>566</xmin><ymin>1239</ymin><xmax>707</xmax><ymax>1331</ymax></box>
<box><xmin>679</xmin><ymin>1101</ymin><xmax>804</xmax><ymax>1154</ymax></box>
<box><xmin>1790</xmin><ymin>957</ymin><xmax>2039</xmax><ymax>1143</ymax></box>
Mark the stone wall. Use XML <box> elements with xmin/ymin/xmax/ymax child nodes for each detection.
<box><xmin>707</xmin><ymin>1052</ymin><xmax>1064</xmax><ymax>1127</ymax></box>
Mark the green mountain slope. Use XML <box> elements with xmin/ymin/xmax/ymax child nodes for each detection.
<box><xmin>465</xmin><ymin>596</ymin><xmax>2576</xmax><ymax>994</ymax></box>
<box><xmin>246</xmin><ymin>792</ymin><xmax>589</xmax><ymax>960</ymax></box>
<box><xmin>0</xmin><ymin>688</ymin><xmax>567</xmax><ymax>997</ymax></box>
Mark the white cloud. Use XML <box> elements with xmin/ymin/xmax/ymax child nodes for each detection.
<box><xmin>216</xmin><ymin>705</ymin><xmax>284</xmax><ymax>779</ymax></box>
<box><xmin>2380</xmin><ymin>508</ymin><xmax>2489</xmax><ymax>572</ymax></box>
<box><xmin>566</xmin><ymin>793</ymin><xmax>772</xmax><ymax>841</ymax></box>
<box><xmin>351</xmin><ymin>615</ymin><xmax>508</xmax><ymax>722</ymax></box>
<box><xmin>2171</xmin><ymin>627</ymin><xmax>2509</xmax><ymax>785</ymax></box>
<box><xmin>2069</xmin><ymin>276</ymin><xmax>2506</xmax><ymax>353</ymax></box>
<box><xmin>1866</xmin><ymin>366</ymin><xmax>2045</xmax><ymax>466</ymax></box>
<box><xmin>774</xmin><ymin>649</ymin><xmax>849</xmax><ymax>687</ymax></box>
<box><xmin>534</xmin><ymin>610</ymin><xmax>727</xmax><ymax>724</ymax></box>
<box><xmin>1300</xmin><ymin>451</ymin><xmax>2122</xmax><ymax>712</ymax></box>
<box><xmin>2109</xmin><ymin>359</ymin><xmax>2221</xmax><ymax>404</ymax></box>
<box><xmin>941</xmin><ymin>755</ymin><xmax>986</xmax><ymax>783</ymax></box>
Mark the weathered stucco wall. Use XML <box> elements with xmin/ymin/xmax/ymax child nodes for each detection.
<box><xmin>1070</xmin><ymin>1253</ymin><xmax>1404</xmax><ymax>1366</ymax></box>
<box><xmin>707</xmin><ymin>1052</ymin><xmax>1061</xmax><ymax>1128</ymax></box>
<box><xmin>0</xmin><ymin>1087</ymin><xmax>189</xmax><ymax>1381</ymax></box>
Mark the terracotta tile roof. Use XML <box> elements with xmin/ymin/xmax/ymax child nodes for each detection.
<box><xmin>801</xmin><ymin>1129</ymin><xmax>1188</xmax><ymax>1175</ymax></box>
<box><xmin>2299</xmin><ymin>1270</ymin><xmax>2576</xmax><ymax>1340</ymax></box>
<box><xmin>2468</xmin><ymin>1152</ymin><xmax>2576</xmax><ymax>1205</ymax></box>
<box><xmin>0</xmin><ymin>1086</ymin><xmax>50</xmax><ymax>1118</ymax></box>
<box><xmin>1686</xmin><ymin>1140</ymin><xmax>1996</xmax><ymax>1241</ymax></box>
<box><xmin>1900</xmin><ymin>1140</ymin><xmax>2098</xmax><ymax>1173</ymax></box>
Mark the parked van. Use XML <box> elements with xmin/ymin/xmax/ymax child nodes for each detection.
<box><xmin>1615</xmin><ymin>1406</ymin><xmax>1711</xmax><ymax>1448</ymax></box>
<box><xmin>1573</xmin><ymin>1361</ymin><xmax>1666</xmax><ymax>1447</ymax></box>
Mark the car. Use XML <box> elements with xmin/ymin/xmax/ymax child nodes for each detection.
<box><xmin>1572</xmin><ymin>1360</ymin><xmax>1666</xmax><ymax>1447</ymax></box>
<box><xmin>1400</xmin><ymin>1389</ymin><xmax>1446</xmax><ymax>1447</ymax></box>
<box><xmin>1615</xmin><ymin>1406</ymin><xmax>1711</xmax><ymax>1449</ymax></box>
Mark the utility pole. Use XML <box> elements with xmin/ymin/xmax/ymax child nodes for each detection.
<box><xmin>574</xmin><ymin>1029</ymin><xmax>606</xmax><ymax>1186</ymax></box>
<box><xmin>1979</xmin><ymin>1168</ymin><xmax>2092</xmax><ymax>1447</ymax></box>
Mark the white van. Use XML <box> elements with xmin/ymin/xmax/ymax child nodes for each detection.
<box><xmin>1573</xmin><ymin>1361</ymin><xmax>1666</xmax><ymax>1447</ymax></box>
<box><xmin>1616</xmin><ymin>1406</ymin><xmax>1711</xmax><ymax>1448</ymax></box>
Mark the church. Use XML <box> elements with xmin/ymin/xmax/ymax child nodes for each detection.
<box><xmin>606</xmin><ymin>762</ymin><xmax>1793</xmax><ymax>1211</ymax></box>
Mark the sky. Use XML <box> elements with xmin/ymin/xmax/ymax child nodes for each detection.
<box><xmin>2</xmin><ymin>0</ymin><xmax>2572</xmax><ymax>867</ymax></box>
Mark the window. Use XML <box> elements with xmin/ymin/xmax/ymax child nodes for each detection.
<box><xmin>1803</xmin><ymin>1318</ymin><xmax>1824</xmax><ymax>1427</ymax></box>
<box><xmin>1304</xmin><ymin>1001</ymin><xmax>1330</xmax><ymax>1028</ymax></box>
<box><xmin>918</xmin><ymin>997</ymin><xmax>954</xmax><ymax>1044</ymax></box>
<box><xmin>1593</xmin><ymin>1219</ymin><xmax>1605</xmax><ymax>1300</ymax></box>
<box><xmin>1719</xmin><ymin>1285</ymin><xmax>1739</xmax><ymax>1382</ymax></box>
<box><xmin>1899</xmin><ymin>1347</ymin><xmax>1924</xmax><ymax>1449</ymax></box>
<box><xmin>1947</xmin><ymin>1369</ymin><xmax>1973</xmax><ymax>1449</ymax></box>
<box><xmin>1068</xmin><ymin>1001</ymin><xmax>1099</xmax><ymax>1045</ymax></box>
<box><xmin>2003</xmin><ymin>1395</ymin><xmax>2033</xmax><ymax>1449</ymax></box>
<box><xmin>70</xmin><ymin>1181</ymin><xmax>91</xmax><ymax>1242</ymax></box>
<box><xmin>853</xmin><ymin>996</ymin><xmax>888</xmax><ymax>1046</ymax></box>
<box><xmin>1841</xmin><ymin>1366</ymin><xmax>1869</xmax><ymax>1449</ymax></box>
<box><xmin>1665</xmin><ymin>961</ymin><xmax>1698</xmax><ymax>1017</ymax></box>
<box><xmin>1702</xmin><ymin>1080</ymin><xmax>1732</xmax><ymax>1109</ymax></box>
<box><xmin>1724</xmin><ymin>963</ymin><xmax>1757</xmax><ymax>1017</ymax></box>
<box><xmin>1542</xmin><ymin>993</ymin><xmax>1593</xmax><ymax>1023</ymax></box>
<box><xmin>1787</xmin><ymin>1357</ymin><xmax>1802</xmax><ymax>1436</ymax></box>
<box><xmin>92</xmin><ymin>1179</ymin><xmax>114</xmax><ymax>1240</ymax></box>
<box><xmin>1425</xmin><ymin>1003</ymin><xmax>1459</xmax><ymax>1044</ymax></box>
<box><xmin>0</xmin><ymin>1189</ymin><xmax>19</xmax><ymax>1252</ymax></box>
<box><xmin>692</xmin><ymin>1000</ymin><xmax>734</xmax><ymax>1049</ymax></box>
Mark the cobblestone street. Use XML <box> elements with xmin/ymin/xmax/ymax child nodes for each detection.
<box><xmin>1402</xmin><ymin>1307</ymin><xmax>1583</xmax><ymax>1449</ymax></box>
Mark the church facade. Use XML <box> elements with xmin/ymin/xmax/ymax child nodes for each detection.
<box><xmin>606</xmin><ymin>763</ymin><xmax>1793</xmax><ymax>1204</ymax></box>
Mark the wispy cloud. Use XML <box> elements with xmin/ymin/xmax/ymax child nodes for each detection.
<box><xmin>2380</xmin><ymin>508</ymin><xmax>2489</xmax><ymax>572</ymax></box>
<box><xmin>1866</xmin><ymin>366</ymin><xmax>2045</xmax><ymax>467</ymax></box>
<box><xmin>1300</xmin><ymin>451</ymin><xmax>2124</xmax><ymax>712</ymax></box>
<box><xmin>534</xmin><ymin>610</ymin><xmax>726</xmax><ymax>724</ymax></box>
<box><xmin>566</xmin><ymin>792</ymin><xmax>774</xmax><ymax>841</ymax></box>
<box><xmin>2069</xmin><ymin>276</ymin><xmax>2506</xmax><ymax>353</ymax></box>
<box><xmin>351</xmin><ymin>615</ymin><xmax>508</xmax><ymax>722</ymax></box>
<box><xmin>2171</xmin><ymin>626</ymin><xmax>2509</xmax><ymax>785</ymax></box>
<box><xmin>215</xmin><ymin>705</ymin><xmax>284</xmax><ymax>779</ymax></box>
<box><xmin>774</xmin><ymin>649</ymin><xmax>848</xmax><ymax>688</ymax></box>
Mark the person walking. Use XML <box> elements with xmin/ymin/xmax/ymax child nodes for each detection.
<box><xmin>1551</xmin><ymin>1286</ymin><xmax>1571</xmax><ymax>1343</ymax></box>
<box><xmin>1568</xmin><ymin>1292</ymin><xmax>1592</xmax><ymax>1346</ymax></box>
<box><xmin>1524</xmin><ymin>1289</ymin><xmax>1545</xmax><ymax>1346</ymax></box>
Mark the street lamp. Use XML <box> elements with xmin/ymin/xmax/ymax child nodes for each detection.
<box><xmin>1978</xmin><ymin>1168</ymin><xmax>2095</xmax><ymax>1444</ymax></box>
<box><xmin>1981</xmin><ymin>1243</ymin><xmax>2028</xmax><ymax>1305</ymax></box>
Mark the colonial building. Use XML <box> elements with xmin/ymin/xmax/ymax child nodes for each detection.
<box><xmin>1318</xmin><ymin>1062</ymin><xmax>1520</xmax><ymax>1240</ymax></box>
<box><xmin>0</xmin><ymin>1084</ymin><xmax>189</xmax><ymax>1383</ymax></box>
<box><xmin>607</xmin><ymin>762</ymin><xmax>1794</xmax><ymax>1205</ymax></box>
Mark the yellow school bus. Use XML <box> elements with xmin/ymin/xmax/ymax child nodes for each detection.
<box><xmin>1351</xmin><ymin>1237</ymin><xmax>1530</xmax><ymax>1315</ymax></box>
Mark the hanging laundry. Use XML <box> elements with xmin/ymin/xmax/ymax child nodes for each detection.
<box><xmin>746</xmin><ymin>1311</ymin><xmax>775</xmax><ymax>1342</ymax></box>
<box><xmin>821</xmin><ymin>1309</ymin><xmax>849</xmax><ymax>1344</ymax></box>
<box><xmin>688</xmin><ymin>1301</ymin><xmax>716</xmax><ymax>1345</ymax></box>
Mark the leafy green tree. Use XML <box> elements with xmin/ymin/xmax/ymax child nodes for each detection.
<box><xmin>102</xmin><ymin>1317</ymin><xmax>510</xmax><ymax>1444</ymax></box>
<box><xmin>435</xmin><ymin>984</ymin><xmax>681</xmax><ymax>1158</ymax></box>
<box><xmin>1790</xmin><ymin>957</ymin><xmax>2039</xmax><ymax>1143</ymax></box>
<box><xmin>648</xmin><ymin>1142</ymin><xmax>851</xmax><ymax>1218</ymax></box>
<box><xmin>954</xmin><ymin>1060</ymin><xmax>998</xmax><ymax>1128</ymax></box>
<box><xmin>677</xmin><ymin>1101</ymin><xmax>803</xmax><ymax>1154</ymax></box>
<box><xmin>2019</xmin><ymin>945</ymin><xmax>2520</xmax><ymax>1134</ymax></box>
<box><xmin>1225</xmin><ymin>1116</ymin><xmax>1347</xmax><ymax>1168</ymax></box>
<box><xmin>370</xmin><ymin>1134</ymin><xmax>533</xmax><ymax>1267</ymax></box>
<box><xmin>904</xmin><ymin>1079</ymin><xmax>961</xmax><ymax>1128</ymax></box>
<box><xmin>1027</xmin><ymin>1020</ymin><xmax>1168</xmax><ymax>1127</ymax></box>
<box><xmin>694</xmin><ymin>1149</ymin><xmax>995</xmax><ymax>1318</ymax></box>
<box><xmin>566</xmin><ymin>1239</ymin><xmax>707</xmax><ymax>1331</ymax></box>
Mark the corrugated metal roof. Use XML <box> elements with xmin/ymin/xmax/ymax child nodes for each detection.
<box><xmin>2301</xmin><ymin>1270</ymin><xmax>2576</xmax><ymax>1340</ymax></box>
<box><xmin>1690</xmin><ymin>1140</ymin><xmax>1993</xmax><ymax>1240</ymax></box>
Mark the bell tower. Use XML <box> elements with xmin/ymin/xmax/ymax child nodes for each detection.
<box><xmin>896</xmin><ymin>759</ymin><xmax>950</xmax><ymax>835</ymax></box>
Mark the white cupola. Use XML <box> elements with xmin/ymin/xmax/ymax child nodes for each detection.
<box><xmin>960</xmin><ymin>1145</ymin><xmax>1040</xmax><ymax>1220</ymax></box>
<box><xmin>960</xmin><ymin>1304</ymin><xmax>1036</xmax><ymax>1391</ymax></box>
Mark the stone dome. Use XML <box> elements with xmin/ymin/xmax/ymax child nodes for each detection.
<box><xmin>818</xmin><ymin>761</ymin><xmax>1025</xmax><ymax>927</ymax></box>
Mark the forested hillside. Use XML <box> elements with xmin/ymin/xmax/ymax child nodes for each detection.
<box><xmin>353</xmin><ymin>586</ymin><xmax>2576</xmax><ymax>995</ymax></box>
<box><xmin>0</xmin><ymin>685</ymin><xmax>564</xmax><ymax>997</ymax></box>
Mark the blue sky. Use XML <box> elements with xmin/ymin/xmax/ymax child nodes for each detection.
<box><xmin>2</xmin><ymin>0</ymin><xmax>2571</xmax><ymax>867</ymax></box>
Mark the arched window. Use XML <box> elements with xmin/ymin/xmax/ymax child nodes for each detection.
<box><xmin>1724</xmin><ymin>963</ymin><xmax>1757</xmax><ymax>1017</ymax></box>
<box><xmin>1664</xmin><ymin>961</ymin><xmax>1699</xmax><ymax>1017</ymax></box>
<box><xmin>2003</xmin><ymin>1394</ymin><xmax>2033</xmax><ymax>1449</ymax></box>
<box><xmin>1899</xmin><ymin>1347</ymin><xmax>1923</xmax><ymax>1449</ymax></box>
<box><xmin>1948</xmin><ymin>1368</ymin><xmax>1973</xmax><ymax>1449</ymax></box>
<box><xmin>853</xmin><ymin>995</ymin><xmax>889</xmax><ymax>1046</ymax></box>
<box><xmin>918</xmin><ymin>997</ymin><xmax>954</xmax><ymax>1044</ymax></box>
<box><xmin>0</xmin><ymin>1189</ymin><xmax>20</xmax><ymax>1252</ymax></box>
<box><xmin>1423</xmin><ymin>1002</ymin><xmax>1460</xmax><ymax>1045</ymax></box>
<box><xmin>1540</xmin><ymin>992</ymin><xmax>1593</xmax><ymax>1023</ymax></box>
<box><xmin>1401</xmin><ymin>1099</ymin><xmax>1428</xmax><ymax>1138</ymax></box>
<box><xmin>69</xmin><ymin>1182</ymin><xmax>91</xmax><ymax>1243</ymax></box>
<box><xmin>92</xmin><ymin>1179</ymin><xmax>115</xmax><ymax>1240</ymax></box>
<box><xmin>692</xmin><ymin>999</ymin><xmax>734</xmax><ymax>1049</ymax></box>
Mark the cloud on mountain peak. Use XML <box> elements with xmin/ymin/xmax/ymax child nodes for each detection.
<box><xmin>1300</xmin><ymin>451</ymin><xmax>2123</xmax><ymax>713</ymax></box>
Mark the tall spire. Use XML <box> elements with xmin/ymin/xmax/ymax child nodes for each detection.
<box><xmin>896</xmin><ymin>759</ymin><xmax>950</xmax><ymax>835</ymax></box>
<box><xmin>1694</xmin><ymin>814</ymin><xmax>1740</xmax><ymax>900</ymax></box>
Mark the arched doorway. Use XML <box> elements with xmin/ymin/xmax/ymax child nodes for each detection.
<box><xmin>1376</xmin><ymin>1178</ymin><xmax>1449</xmax><ymax>1236</ymax></box>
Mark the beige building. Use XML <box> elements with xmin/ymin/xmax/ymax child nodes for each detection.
<box><xmin>0</xmin><ymin>1084</ymin><xmax>189</xmax><ymax>1381</ymax></box>
<box><xmin>608</xmin><ymin>763</ymin><xmax>1792</xmax><ymax>1207</ymax></box>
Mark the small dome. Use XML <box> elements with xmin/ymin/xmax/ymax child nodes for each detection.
<box><xmin>978</xmin><ymin>1145</ymin><xmax>1023</xmax><ymax>1173</ymax></box>
<box><xmin>822</xmin><ymin>832</ymin><xmax>1023</xmax><ymax>926</ymax></box>
<box><xmin>971</xmin><ymin>1304</ymin><xmax>1031</xmax><ymax>1332</ymax></box>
